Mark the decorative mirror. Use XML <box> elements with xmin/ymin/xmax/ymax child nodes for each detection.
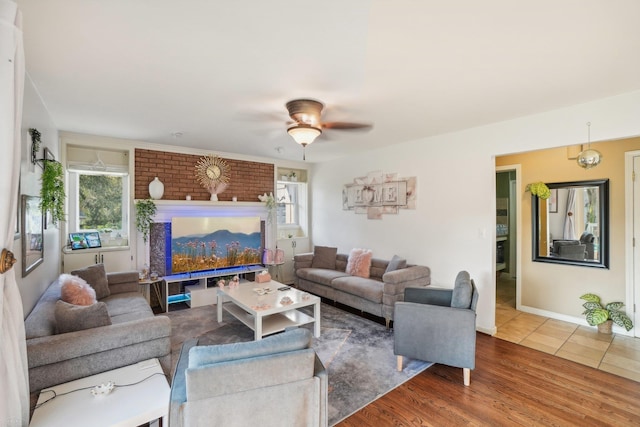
<box><xmin>22</xmin><ymin>195</ymin><xmax>44</xmax><ymax>277</ymax></box>
<box><xmin>532</xmin><ymin>179</ymin><xmax>609</xmax><ymax>268</ymax></box>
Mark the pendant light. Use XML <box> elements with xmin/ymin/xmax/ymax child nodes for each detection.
<box><xmin>576</xmin><ymin>122</ymin><xmax>602</xmax><ymax>169</ymax></box>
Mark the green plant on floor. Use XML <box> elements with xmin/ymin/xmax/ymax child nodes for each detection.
<box><xmin>580</xmin><ymin>293</ymin><xmax>633</xmax><ymax>331</ymax></box>
<box><xmin>40</xmin><ymin>159</ymin><xmax>66</xmax><ymax>224</ymax></box>
<box><xmin>135</xmin><ymin>199</ymin><xmax>157</xmax><ymax>243</ymax></box>
<box><xmin>525</xmin><ymin>182</ymin><xmax>551</xmax><ymax>200</ymax></box>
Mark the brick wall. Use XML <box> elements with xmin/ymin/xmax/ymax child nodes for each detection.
<box><xmin>134</xmin><ymin>149</ymin><xmax>274</xmax><ymax>201</ymax></box>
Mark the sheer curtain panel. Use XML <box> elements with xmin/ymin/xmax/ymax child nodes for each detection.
<box><xmin>0</xmin><ymin>1</ymin><xmax>29</xmax><ymax>425</ymax></box>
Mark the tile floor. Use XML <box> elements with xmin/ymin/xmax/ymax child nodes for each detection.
<box><xmin>495</xmin><ymin>274</ymin><xmax>640</xmax><ymax>382</ymax></box>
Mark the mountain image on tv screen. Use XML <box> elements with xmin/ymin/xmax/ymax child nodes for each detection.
<box><xmin>171</xmin><ymin>216</ymin><xmax>262</xmax><ymax>274</ymax></box>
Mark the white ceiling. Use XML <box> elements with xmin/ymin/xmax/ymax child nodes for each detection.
<box><xmin>18</xmin><ymin>0</ymin><xmax>640</xmax><ymax>163</ymax></box>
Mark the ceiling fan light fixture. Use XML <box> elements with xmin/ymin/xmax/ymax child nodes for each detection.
<box><xmin>287</xmin><ymin>124</ymin><xmax>322</xmax><ymax>147</ymax></box>
<box><xmin>576</xmin><ymin>122</ymin><xmax>602</xmax><ymax>169</ymax></box>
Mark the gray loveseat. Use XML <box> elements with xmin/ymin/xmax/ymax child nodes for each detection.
<box><xmin>294</xmin><ymin>247</ymin><xmax>431</xmax><ymax>327</ymax></box>
<box><xmin>24</xmin><ymin>266</ymin><xmax>172</xmax><ymax>394</ymax></box>
<box><xmin>170</xmin><ymin>328</ymin><xmax>327</xmax><ymax>427</ymax></box>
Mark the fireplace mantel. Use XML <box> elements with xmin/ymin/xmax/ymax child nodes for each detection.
<box><xmin>141</xmin><ymin>200</ymin><xmax>268</xmax><ymax>222</ymax></box>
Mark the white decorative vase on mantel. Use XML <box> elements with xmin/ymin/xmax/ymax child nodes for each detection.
<box><xmin>210</xmin><ymin>193</ymin><xmax>218</xmax><ymax>201</ymax></box>
<box><xmin>148</xmin><ymin>177</ymin><xmax>164</xmax><ymax>200</ymax></box>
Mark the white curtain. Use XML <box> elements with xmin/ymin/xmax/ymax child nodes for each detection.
<box><xmin>563</xmin><ymin>188</ymin><xmax>576</xmax><ymax>240</ymax></box>
<box><xmin>0</xmin><ymin>1</ymin><xmax>28</xmax><ymax>425</ymax></box>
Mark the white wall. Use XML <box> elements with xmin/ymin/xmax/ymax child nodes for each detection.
<box><xmin>311</xmin><ymin>90</ymin><xmax>640</xmax><ymax>334</ymax></box>
<box><xmin>17</xmin><ymin>77</ymin><xmax>60</xmax><ymax>316</ymax></box>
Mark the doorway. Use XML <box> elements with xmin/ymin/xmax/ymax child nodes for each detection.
<box><xmin>496</xmin><ymin>168</ymin><xmax>518</xmax><ymax>310</ymax></box>
<box><xmin>628</xmin><ymin>151</ymin><xmax>640</xmax><ymax>337</ymax></box>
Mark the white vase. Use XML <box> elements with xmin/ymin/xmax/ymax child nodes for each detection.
<box><xmin>210</xmin><ymin>193</ymin><xmax>218</xmax><ymax>201</ymax></box>
<box><xmin>148</xmin><ymin>177</ymin><xmax>164</xmax><ymax>199</ymax></box>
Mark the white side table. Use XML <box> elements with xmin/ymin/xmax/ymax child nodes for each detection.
<box><xmin>29</xmin><ymin>358</ymin><xmax>169</xmax><ymax>427</ymax></box>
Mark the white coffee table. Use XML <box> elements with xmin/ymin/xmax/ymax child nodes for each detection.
<box><xmin>217</xmin><ymin>280</ymin><xmax>321</xmax><ymax>340</ymax></box>
<box><xmin>29</xmin><ymin>358</ymin><xmax>169</xmax><ymax>427</ymax></box>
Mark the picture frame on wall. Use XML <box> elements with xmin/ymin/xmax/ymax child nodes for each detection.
<box><xmin>22</xmin><ymin>195</ymin><xmax>44</xmax><ymax>277</ymax></box>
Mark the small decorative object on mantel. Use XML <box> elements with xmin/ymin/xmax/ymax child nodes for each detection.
<box><xmin>148</xmin><ymin>177</ymin><xmax>164</xmax><ymax>199</ymax></box>
<box><xmin>580</xmin><ymin>293</ymin><xmax>633</xmax><ymax>334</ymax></box>
<box><xmin>217</xmin><ymin>279</ymin><xmax>226</xmax><ymax>288</ymax></box>
<box><xmin>343</xmin><ymin>171</ymin><xmax>416</xmax><ymax>220</ymax></box>
<box><xmin>525</xmin><ymin>182</ymin><xmax>551</xmax><ymax>200</ymax></box>
<box><xmin>195</xmin><ymin>154</ymin><xmax>231</xmax><ymax>201</ymax></box>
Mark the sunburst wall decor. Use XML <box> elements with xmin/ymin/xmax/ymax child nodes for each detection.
<box><xmin>195</xmin><ymin>154</ymin><xmax>231</xmax><ymax>199</ymax></box>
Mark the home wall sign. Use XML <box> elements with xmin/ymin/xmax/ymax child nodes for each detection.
<box><xmin>343</xmin><ymin>171</ymin><xmax>416</xmax><ymax>219</ymax></box>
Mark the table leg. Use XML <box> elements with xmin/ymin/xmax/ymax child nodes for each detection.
<box><xmin>217</xmin><ymin>292</ymin><xmax>223</xmax><ymax>323</ymax></box>
<box><xmin>255</xmin><ymin>312</ymin><xmax>262</xmax><ymax>340</ymax></box>
<box><xmin>313</xmin><ymin>300</ymin><xmax>321</xmax><ymax>337</ymax></box>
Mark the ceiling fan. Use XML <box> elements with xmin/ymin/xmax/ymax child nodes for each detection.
<box><xmin>285</xmin><ymin>98</ymin><xmax>372</xmax><ymax>159</ymax></box>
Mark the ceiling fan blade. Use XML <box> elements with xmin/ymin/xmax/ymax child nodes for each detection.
<box><xmin>322</xmin><ymin>122</ymin><xmax>373</xmax><ymax>131</ymax></box>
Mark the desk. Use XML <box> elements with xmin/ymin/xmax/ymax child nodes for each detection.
<box><xmin>29</xmin><ymin>358</ymin><xmax>169</xmax><ymax>427</ymax></box>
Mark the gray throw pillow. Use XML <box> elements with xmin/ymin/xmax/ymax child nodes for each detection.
<box><xmin>451</xmin><ymin>270</ymin><xmax>473</xmax><ymax>309</ymax></box>
<box><xmin>55</xmin><ymin>300</ymin><xmax>112</xmax><ymax>334</ymax></box>
<box><xmin>71</xmin><ymin>263</ymin><xmax>110</xmax><ymax>300</ymax></box>
<box><xmin>311</xmin><ymin>246</ymin><xmax>337</xmax><ymax>269</ymax></box>
<box><xmin>385</xmin><ymin>255</ymin><xmax>407</xmax><ymax>273</ymax></box>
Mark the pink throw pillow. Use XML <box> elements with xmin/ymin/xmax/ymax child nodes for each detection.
<box><xmin>346</xmin><ymin>248</ymin><xmax>373</xmax><ymax>278</ymax></box>
<box><xmin>59</xmin><ymin>274</ymin><xmax>97</xmax><ymax>306</ymax></box>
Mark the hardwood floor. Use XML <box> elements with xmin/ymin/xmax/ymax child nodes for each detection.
<box><xmin>337</xmin><ymin>332</ymin><xmax>640</xmax><ymax>426</ymax></box>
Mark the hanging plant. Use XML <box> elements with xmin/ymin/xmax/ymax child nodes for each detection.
<box><xmin>135</xmin><ymin>199</ymin><xmax>157</xmax><ymax>243</ymax></box>
<box><xmin>40</xmin><ymin>160</ymin><xmax>66</xmax><ymax>224</ymax></box>
<box><xmin>525</xmin><ymin>182</ymin><xmax>551</xmax><ymax>200</ymax></box>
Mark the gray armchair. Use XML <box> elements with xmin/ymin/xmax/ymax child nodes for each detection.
<box><xmin>394</xmin><ymin>271</ymin><xmax>479</xmax><ymax>386</ymax></box>
<box><xmin>170</xmin><ymin>328</ymin><xmax>328</xmax><ymax>427</ymax></box>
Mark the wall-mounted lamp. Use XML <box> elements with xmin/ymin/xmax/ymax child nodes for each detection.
<box><xmin>576</xmin><ymin>122</ymin><xmax>602</xmax><ymax>169</ymax></box>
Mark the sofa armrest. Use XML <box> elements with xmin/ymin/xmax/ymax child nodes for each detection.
<box><xmin>293</xmin><ymin>253</ymin><xmax>314</xmax><ymax>270</ymax></box>
<box><xmin>394</xmin><ymin>301</ymin><xmax>477</xmax><ymax>368</ymax></box>
<box><xmin>314</xmin><ymin>353</ymin><xmax>328</xmax><ymax>427</ymax></box>
<box><xmin>382</xmin><ymin>265</ymin><xmax>430</xmax><ymax>296</ymax></box>
<box><xmin>27</xmin><ymin>315</ymin><xmax>171</xmax><ymax>368</ymax></box>
<box><xmin>107</xmin><ymin>271</ymin><xmax>140</xmax><ymax>294</ymax></box>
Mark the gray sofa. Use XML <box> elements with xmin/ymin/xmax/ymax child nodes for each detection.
<box><xmin>24</xmin><ymin>268</ymin><xmax>172</xmax><ymax>393</ymax></box>
<box><xmin>294</xmin><ymin>249</ymin><xmax>431</xmax><ymax>327</ymax></box>
<box><xmin>170</xmin><ymin>328</ymin><xmax>327</xmax><ymax>427</ymax></box>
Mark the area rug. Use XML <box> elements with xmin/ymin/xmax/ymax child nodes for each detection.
<box><xmin>166</xmin><ymin>302</ymin><xmax>431</xmax><ymax>425</ymax></box>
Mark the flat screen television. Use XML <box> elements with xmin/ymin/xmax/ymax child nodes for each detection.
<box><xmin>170</xmin><ymin>216</ymin><xmax>262</xmax><ymax>275</ymax></box>
<box><xmin>69</xmin><ymin>232</ymin><xmax>102</xmax><ymax>250</ymax></box>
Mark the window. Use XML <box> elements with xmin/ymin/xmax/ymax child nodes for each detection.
<box><xmin>68</xmin><ymin>170</ymin><xmax>130</xmax><ymax>243</ymax></box>
<box><xmin>276</xmin><ymin>182</ymin><xmax>299</xmax><ymax>226</ymax></box>
<box><xmin>66</xmin><ymin>146</ymin><xmax>130</xmax><ymax>246</ymax></box>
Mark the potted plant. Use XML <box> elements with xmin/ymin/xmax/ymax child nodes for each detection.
<box><xmin>40</xmin><ymin>159</ymin><xmax>66</xmax><ymax>225</ymax></box>
<box><xmin>580</xmin><ymin>293</ymin><xmax>633</xmax><ymax>334</ymax></box>
<box><xmin>135</xmin><ymin>199</ymin><xmax>157</xmax><ymax>243</ymax></box>
<box><xmin>525</xmin><ymin>182</ymin><xmax>551</xmax><ymax>199</ymax></box>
